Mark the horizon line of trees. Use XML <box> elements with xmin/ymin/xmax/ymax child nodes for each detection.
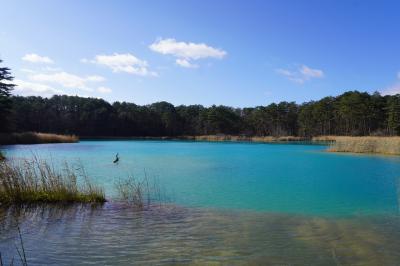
<box><xmin>1</xmin><ymin>59</ymin><xmax>400</xmax><ymax>137</ymax></box>
<box><xmin>4</xmin><ymin>91</ymin><xmax>400</xmax><ymax>137</ymax></box>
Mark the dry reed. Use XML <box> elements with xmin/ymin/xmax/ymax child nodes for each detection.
<box><xmin>323</xmin><ymin>136</ymin><xmax>400</xmax><ymax>155</ymax></box>
<box><xmin>192</xmin><ymin>135</ymin><xmax>306</xmax><ymax>142</ymax></box>
<box><xmin>0</xmin><ymin>132</ymin><xmax>78</xmax><ymax>145</ymax></box>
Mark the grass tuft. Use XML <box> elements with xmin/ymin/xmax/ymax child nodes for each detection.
<box><xmin>0</xmin><ymin>157</ymin><xmax>105</xmax><ymax>205</ymax></box>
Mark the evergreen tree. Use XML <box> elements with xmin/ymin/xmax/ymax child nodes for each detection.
<box><xmin>0</xmin><ymin>60</ymin><xmax>15</xmax><ymax>132</ymax></box>
<box><xmin>387</xmin><ymin>95</ymin><xmax>400</xmax><ymax>135</ymax></box>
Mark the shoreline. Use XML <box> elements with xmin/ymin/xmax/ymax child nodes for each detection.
<box><xmin>1</xmin><ymin>133</ymin><xmax>400</xmax><ymax>155</ymax></box>
<box><xmin>80</xmin><ymin>135</ymin><xmax>310</xmax><ymax>142</ymax></box>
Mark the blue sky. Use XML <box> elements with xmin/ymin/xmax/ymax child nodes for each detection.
<box><xmin>1</xmin><ymin>0</ymin><xmax>400</xmax><ymax>107</ymax></box>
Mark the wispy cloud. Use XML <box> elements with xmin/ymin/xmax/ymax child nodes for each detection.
<box><xmin>175</xmin><ymin>58</ymin><xmax>198</xmax><ymax>68</ymax></box>
<box><xmin>17</xmin><ymin>55</ymin><xmax>112</xmax><ymax>97</ymax></box>
<box><xmin>29</xmin><ymin>72</ymin><xmax>105</xmax><ymax>92</ymax></box>
<box><xmin>381</xmin><ymin>72</ymin><xmax>400</xmax><ymax>95</ymax></box>
<box><xmin>149</xmin><ymin>38</ymin><xmax>226</xmax><ymax>68</ymax></box>
<box><xmin>276</xmin><ymin>65</ymin><xmax>324</xmax><ymax>84</ymax></box>
<box><xmin>22</xmin><ymin>53</ymin><xmax>54</xmax><ymax>64</ymax></box>
<box><xmin>82</xmin><ymin>53</ymin><xmax>157</xmax><ymax>76</ymax></box>
<box><xmin>383</xmin><ymin>84</ymin><xmax>400</xmax><ymax>95</ymax></box>
<box><xmin>13</xmin><ymin>79</ymin><xmax>64</xmax><ymax>97</ymax></box>
<box><xmin>97</xmin><ymin>86</ymin><xmax>112</xmax><ymax>94</ymax></box>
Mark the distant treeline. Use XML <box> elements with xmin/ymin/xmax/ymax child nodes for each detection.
<box><xmin>6</xmin><ymin>91</ymin><xmax>400</xmax><ymax>137</ymax></box>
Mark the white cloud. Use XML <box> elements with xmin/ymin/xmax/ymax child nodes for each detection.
<box><xmin>381</xmin><ymin>72</ymin><xmax>400</xmax><ymax>95</ymax></box>
<box><xmin>86</xmin><ymin>75</ymin><xmax>106</xmax><ymax>82</ymax></box>
<box><xmin>97</xmin><ymin>86</ymin><xmax>112</xmax><ymax>94</ymax></box>
<box><xmin>80</xmin><ymin>58</ymin><xmax>90</xmax><ymax>64</ymax></box>
<box><xmin>149</xmin><ymin>38</ymin><xmax>226</xmax><ymax>68</ymax></box>
<box><xmin>29</xmin><ymin>71</ymin><xmax>105</xmax><ymax>92</ymax></box>
<box><xmin>276</xmin><ymin>65</ymin><xmax>324</xmax><ymax>84</ymax></box>
<box><xmin>13</xmin><ymin>79</ymin><xmax>64</xmax><ymax>97</ymax></box>
<box><xmin>83</xmin><ymin>53</ymin><xmax>157</xmax><ymax>76</ymax></box>
<box><xmin>382</xmin><ymin>84</ymin><xmax>400</xmax><ymax>95</ymax></box>
<box><xmin>22</xmin><ymin>53</ymin><xmax>54</xmax><ymax>64</ymax></box>
<box><xmin>175</xmin><ymin>58</ymin><xmax>198</xmax><ymax>68</ymax></box>
<box><xmin>43</xmin><ymin>66</ymin><xmax>62</xmax><ymax>72</ymax></box>
<box><xmin>20</xmin><ymin>68</ymin><xmax>36</xmax><ymax>74</ymax></box>
<box><xmin>300</xmin><ymin>65</ymin><xmax>324</xmax><ymax>79</ymax></box>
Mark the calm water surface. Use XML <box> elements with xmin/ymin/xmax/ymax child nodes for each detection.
<box><xmin>1</xmin><ymin>140</ymin><xmax>400</xmax><ymax>265</ymax></box>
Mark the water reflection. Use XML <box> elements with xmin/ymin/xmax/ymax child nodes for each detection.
<box><xmin>1</xmin><ymin>204</ymin><xmax>400</xmax><ymax>265</ymax></box>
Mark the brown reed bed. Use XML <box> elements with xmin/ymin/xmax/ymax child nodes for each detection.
<box><xmin>318</xmin><ymin>136</ymin><xmax>400</xmax><ymax>155</ymax></box>
<box><xmin>191</xmin><ymin>135</ymin><xmax>306</xmax><ymax>142</ymax></box>
<box><xmin>0</xmin><ymin>132</ymin><xmax>78</xmax><ymax>145</ymax></box>
<box><xmin>0</xmin><ymin>157</ymin><xmax>105</xmax><ymax>205</ymax></box>
<box><xmin>312</xmin><ymin>136</ymin><xmax>350</xmax><ymax>142</ymax></box>
<box><xmin>80</xmin><ymin>135</ymin><xmax>307</xmax><ymax>142</ymax></box>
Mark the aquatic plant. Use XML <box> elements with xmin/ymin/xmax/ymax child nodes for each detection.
<box><xmin>115</xmin><ymin>173</ymin><xmax>165</xmax><ymax>210</ymax></box>
<box><xmin>0</xmin><ymin>157</ymin><xmax>105</xmax><ymax>205</ymax></box>
<box><xmin>0</xmin><ymin>132</ymin><xmax>78</xmax><ymax>145</ymax></box>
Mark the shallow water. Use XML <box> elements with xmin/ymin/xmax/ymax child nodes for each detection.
<box><xmin>1</xmin><ymin>204</ymin><xmax>400</xmax><ymax>265</ymax></box>
<box><xmin>1</xmin><ymin>140</ymin><xmax>400</xmax><ymax>265</ymax></box>
<box><xmin>2</xmin><ymin>140</ymin><xmax>400</xmax><ymax>216</ymax></box>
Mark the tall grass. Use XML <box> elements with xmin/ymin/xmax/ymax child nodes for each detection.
<box><xmin>115</xmin><ymin>173</ymin><xmax>165</xmax><ymax>210</ymax></box>
<box><xmin>0</xmin><ymin>157</ymin><xmax>105</xmax><ymax>205</ymax></box>
<box><xmin>0</xmin><ymin>132</ymin><xmax>78</xmax><ymax>145</ymax></box>
<box><xmin>323</xmin><ymin>136</ymin><xmax>400</xmax><ymax>155</ymax></box>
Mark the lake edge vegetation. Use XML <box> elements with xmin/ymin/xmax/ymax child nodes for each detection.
<box><xmin>0</xmin><ymin>157</ymin><xmax>105</xmax><ymax>205</ymax></box>
<box><xmin>325</xmin><ymin>136</ymin><xmax>400</xmax><ymax>155</ymax></box>
<box><xmin>0</xmin><ymin>132</ymin><xmax>78</xmax><ymax>145</ymax></box>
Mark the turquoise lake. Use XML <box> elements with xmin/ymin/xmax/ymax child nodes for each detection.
<box><xmin>2</xmin><ymin>140</ymin><xmax>400</xmax><ymax>216</ymax></box>
<box><xmin>2</xmin><ymin>140</ymin><xmax>400</xmax><ymax>265</ymax></box>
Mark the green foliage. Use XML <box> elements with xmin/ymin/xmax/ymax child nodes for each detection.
<box><xmin>0</xmin><ymin>59</ymin><xmax>15</xmax><ymax>132</ymax></box>
<box><xmin>387</xmin><ymin>95</ymin><xmax>400</xmax><ymax>135</ymax></box>
<box><xmin>5</xmin><ymin>90</ymin><xmax>400</xmax><ymax>137</ymax></box>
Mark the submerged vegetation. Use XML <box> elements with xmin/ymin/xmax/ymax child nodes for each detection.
<box><xmin>0</xmin><ymin>157</ymin><xmax>105</xmax><ymax>205</ymax></box>
<box><xmin>0</xmin><ymin>132</ymin><xmax>78</xmax><ymax>145</ymax></box>
<box><xmin>327</xmin><ymin>136</ymin><xmax>400</xmax><ymax>155</ymax></box>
